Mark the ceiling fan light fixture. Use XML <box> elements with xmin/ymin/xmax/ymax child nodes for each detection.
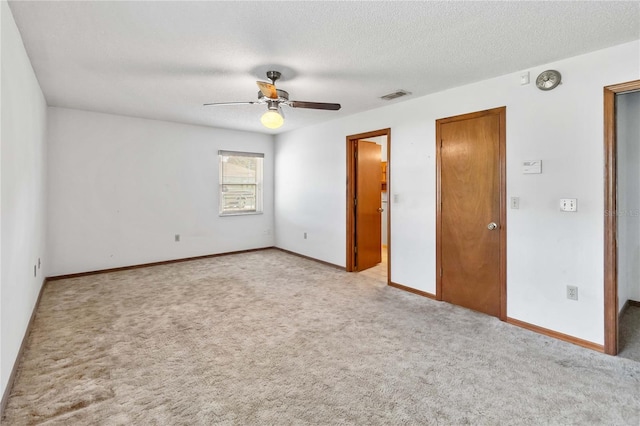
<box><xmin>205</xmin><ymin>70</ymin><xmax>340</xmax><ymax>128</ymax></box>
<box><xmin>260</xmin><ymin>109</ymin><xmax>284</xmax><ymax>129</ymax></box>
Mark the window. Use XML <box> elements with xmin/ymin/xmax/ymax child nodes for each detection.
<box><xmin>219</xmin><ymin>150</ymin><xmax>264</xmax><ymax>216</ymax></box>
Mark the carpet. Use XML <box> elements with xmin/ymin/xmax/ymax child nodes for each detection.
<box><xmin>3</xmin><ymin>249</ymin><xmax>640</xmax><ymax>424</ymax></box>
<box><xmin>620</xmin><ymin>305</ymin><xmax>640</xmax><ymax>363</ymax></box>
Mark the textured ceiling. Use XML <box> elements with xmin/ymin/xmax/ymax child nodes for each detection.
<box><xmin>8</xmin><ymin>1</ymin><xmax>640</xmax><ymax>134</ymax></box>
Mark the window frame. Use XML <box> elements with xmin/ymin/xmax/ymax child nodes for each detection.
<box><xmin>218</xmin><ymin>150</ymin><xmax>264</xmax><ymax>217</ymax></box>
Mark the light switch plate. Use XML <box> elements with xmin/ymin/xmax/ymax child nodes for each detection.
<box><xmin>520</xmin><ymin>72</ymin><xmax>530</xmax><ymax>85</ymax></box>
<box><xmin>560</xmin><ymin>198</ymin><xmax>577</xmax><ymax>212</ymax></box>
<box><xmin>523</xmin><ymin>160</ymin><xmax>542</xmax><ymax>174</ymax></box>
<box><xmin>510</xmin><ymin>197</ymin><xmax>520</xmax><ymax>209</ymax></box>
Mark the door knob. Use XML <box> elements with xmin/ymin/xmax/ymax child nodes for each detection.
<box><xmin>378</xmin><ymin>208</ymin><xmax>384</xmax><ymax>213</ymax></box>
<box><xmin>487</xmin><ymin>222</ymin><xmax>498</xmax><ymax>230</ymax></box>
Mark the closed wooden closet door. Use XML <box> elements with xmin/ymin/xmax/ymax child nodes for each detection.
<box><xmin>437</xmin><ymin>108</ymin><xmax>505</xmax><ymax>318</ymax></box>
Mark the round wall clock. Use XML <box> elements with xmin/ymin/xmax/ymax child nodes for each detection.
<box><xmin>536</xmin><ymin>70</ymin><xmax>562</xmax><ymax>91</ymax></box>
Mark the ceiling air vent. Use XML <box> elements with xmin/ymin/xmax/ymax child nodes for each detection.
<box><xmin>380</xmin><ymin>90</ymin><xmax>412</xmax><ymax>101</ymax></box>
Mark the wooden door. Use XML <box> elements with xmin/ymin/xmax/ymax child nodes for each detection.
<box><xmin>356</xmin><ymin>141</ymin><xmax>382</xmax><ymax>270</ymax></box>
<box><xmin>436</xmin><ymin>108</ymin><xmax>506</xmax><ymax>319</ymax></box>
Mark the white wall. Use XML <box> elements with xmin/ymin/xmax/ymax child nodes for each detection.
<box><xmin>275</xmin><ymin>40</ymin><xmax>640</xmax><ymax>345</ymax></box>
<box><xmin>1</xmin><ymin>1</ymin><xmax>48</xmax><ymax>398</ymax></box>
<box><xmin>617</xmin><ymin>91</ymin><xmax>640</xmax><ymax>309</ymax></box>
<box><xmin>47</xmin><ymin>108</ymin><xmax>274</xmax><ymax>276</ymax></box>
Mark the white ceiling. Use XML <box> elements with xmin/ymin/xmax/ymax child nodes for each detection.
<box><xmin>8</xmin><ymin>1</ymin><xmax>640</xmax><ymax>134</ymax></box>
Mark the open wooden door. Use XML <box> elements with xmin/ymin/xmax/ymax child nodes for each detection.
<box><xmin>346</xmin><ymin>128</ymin><xmax>391</xmax><ymax>276</ymax></box>
<box><xmin>356</xmin><ymin>141</ymin><xmax>382</xmax><ymax>270</ymax></box>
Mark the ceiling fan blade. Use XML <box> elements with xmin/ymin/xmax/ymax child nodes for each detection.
<box><xmin>256</xmin><ymin>81</ymin><xmax>278</xmax><ymax>99</ymax></box>
<box><xmin>288</xmin><ymin>101</ymin><xmax>341</xmax><ymax>110</ymax></box>
<box><xmin>203</xmin><ymin>101</ymin><xmax>258</xmax><ymax>106</ymax></box>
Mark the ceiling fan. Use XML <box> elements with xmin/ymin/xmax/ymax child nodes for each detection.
<box><xmin>203</xmin><ymin>71</ymin><xmax>341</xmax><ymax>129</ymax></box>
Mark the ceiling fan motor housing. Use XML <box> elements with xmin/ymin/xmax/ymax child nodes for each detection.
<box><xmin>266</xmin><ymin>70</ymin><xmax>281</xmax><ymax>84</ymax></box>
<box><xmin>258</xmin><ymin>89</ymin><xmax>289</xmax><ymax>102</ymax></box>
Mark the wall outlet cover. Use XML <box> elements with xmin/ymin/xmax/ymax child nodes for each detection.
<box><xmin>560</xmin><ymin>199</ymin><xmax>577</xmax><ymax>212</ymax></box>
<box><xmin>567</xmin><ymin>285</ymin><xmax>578</xmax><ymax>301</ymax></box>
<box><xmin>523</xmin><ymin>160</ymin><xmax>542</xmax><ymax>174</ymax></box>
<box><xmin>510</xmin><ymin>197</ymin><xmax>520</xmax><ymax>209</ymax></box>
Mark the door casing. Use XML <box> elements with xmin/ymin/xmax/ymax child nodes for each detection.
<box><xmin>346</xmin><ymin>128</ymin><xmax>391</xmax><ymax>280</ymax></box>
<box><xmin>435</xmin><ymin>107</ymin><xmax>507</xmax><ymax>320</ymax></box>
<box><xmin>603</xmin><ymin>79</ymin><xmax>640</xmax><ymax>356</ymax></box>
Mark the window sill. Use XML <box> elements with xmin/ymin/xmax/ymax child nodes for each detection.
<box><xmin>219</xmin><ymin>211</ymin><xmax>264</xmax><ymax>217</ymax></box>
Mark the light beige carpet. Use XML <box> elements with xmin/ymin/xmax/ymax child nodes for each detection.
<box><xmin>620</xmin><ymin>306</ymin><xmax>640</xmax><ymax>363</ymax></box>
<box><xmin>3</xmin><ymin>249</ymin><xmax>640</xmax><ymax>425</ymax></box>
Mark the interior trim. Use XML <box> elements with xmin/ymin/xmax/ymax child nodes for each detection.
<box><xmin>619</xmin><ymin>299</ymin><xmax>630</xmax><ymax>320</ymax></box>
<box><xmin>507</xmin><ymin>317</ymin><xmax>604</xmax><ymax>353</ymax></box>
<box><xmin>621</xmin><ymin>299</ymin><xmax>640</xmax><ymax>319</ymax></box>
<box><xmin>389</xmin><ymin>282</ymin><xmax>437</xmax><ymax>300</ymax></box>
<box><xmin>386</xmin><ymin>281</ymin><xmax>606</xmax><ymax>353</ymax></box>
<box><xmin>48</xmin><ymin>247</ymin><xmax>274</xmax><ymax>281</ymax></box>
<box><xmin>274</xmin><ymin>248</ymin><xmax>345</xmax><ymax>270</ymax></box>
<box><xmin>603</xmin><ymin>79</ymin><xmax>640</xmax><ymax>355</ymax></box>
<box><xmin>345</xmin><ymin>128</ymin><xmax>392</xmax><ymax>282</ymax></box>
<box><xmin>1</xmin><ymin>278</ymin><xmax>48</xmax><ymax>418</ymax></box>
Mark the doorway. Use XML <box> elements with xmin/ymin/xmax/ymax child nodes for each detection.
<box><xmin>604</xmin><ymin>79</ymin><xmax>640</xmax><ymax>356</ymax></box>
<box><xmin>346</xmin><ymin>128</ymin><xmax>391</xmax><ymax>284</ymax></box>
<box><xmin>436</xmin><ymin>107</ymin><xmax>507</xmax><ymax>319</ymax></box>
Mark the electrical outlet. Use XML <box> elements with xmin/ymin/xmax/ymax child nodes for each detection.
<box><xmin>175</xmin><ymin>234</ymin><xmax>180</xmax><ymax>242</ymax></box>
<box><xmin>303</xmin><ymin>232</ymin><xmax>307</xmax><ymax>239</ymax></box>
<box><xmin>567</xmin><ymin>285</ymin><xmax>578</xmax><ymax>301</ymax></box>
<box><xmin>560</xmin><ymin>199</ymin><xmax>577</xmax><ymax>212</ymax></box>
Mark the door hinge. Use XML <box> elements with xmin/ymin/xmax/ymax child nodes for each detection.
<box><xmin>354</xmin><ymin>198</ymin><xmax>357</xmax><ymax>207</ymax></box>
<box><xmin>440</xmin><ymin>267</ymin><xmax>443</xmax><ymax>277</ymax></box>
<box><xmin>354</xmin><ymin>151</ymin><xmax>358</xmax><ymax>159</ymax></box>
<box><xmin>354</xmin><ymin>246</ymin><xmax>357</xmax><ymax>254</ymax></box>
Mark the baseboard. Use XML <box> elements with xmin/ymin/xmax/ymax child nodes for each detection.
<box><xmin>1</xmin><ymin>278</ymin><xmax>48</xmax><ymax>419</ymax></box>
<box><xmin>274</xmin><ymin>248</ymin><xmax>345</xmax><ymax>270</ymax></box>
<box><xmin>47</xmin><ymin>247</ymin><xmax>275</xmax><ymax>281</ymax></box>
<box><xmin>506</xmin><ymin>317</ymin><xmax>604</xmax><ymax>353</ymax></box>
<box><xmin>619</xmin><ymin>299</ymin><xmax>630</xmax><ymax>319</ymax></box>
<box><xmin>389</xmin><ymin>284</ymin><xmax>604</xmax><ymax>353</ymax></box>
<box><xmin>620</xmin><ymin>299</ymin><xmax>640</xmax><ymax>320</ymax></box>
<box><xmin>388</xmin><ymin>282</ymin><xmax>437</xmax><ymax>300</ymax></box>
